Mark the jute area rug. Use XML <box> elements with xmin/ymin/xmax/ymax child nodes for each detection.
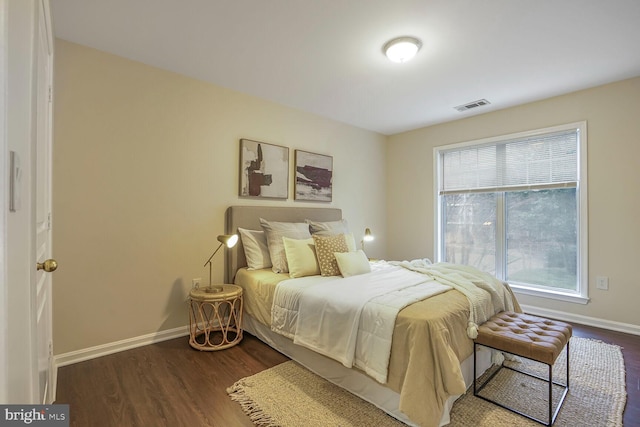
<box><xmin>227</xmin><ymin>337</ymin><xmax>626</xmax><ymax>426</ymax></box>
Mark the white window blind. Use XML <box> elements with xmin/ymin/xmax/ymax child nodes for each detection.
<box><xmin>441</xmin><ymin>129</ymin><xmax>578</xmax><ymax>194</ymax></box>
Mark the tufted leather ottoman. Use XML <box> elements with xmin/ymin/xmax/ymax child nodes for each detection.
<box><xmin>473</xmin><ymin>311</ymin><xmax>572</xmax><ymax>426</ymax></box>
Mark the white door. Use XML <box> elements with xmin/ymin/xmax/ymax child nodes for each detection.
<box><xmin>34</xmin><ymin>0</ymin><xmax>55</xmax><ymax>404</ymax></box>
<box><xmin>0</xmin><ymin>0</ymin><xmax>8</xmax><ymax>403</ymax></box>
<box><xmin>3</xmin><ymin>0</ymin><xmax>54</xmax><ymax>404</ymax></box>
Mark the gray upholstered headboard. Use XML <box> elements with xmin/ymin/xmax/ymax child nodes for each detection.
<box><xmin>224</xmin><ymin>205</ymin><xmax>342</xmax><ymax>283</ymax></box>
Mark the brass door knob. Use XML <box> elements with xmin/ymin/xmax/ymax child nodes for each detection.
<box><xmin>37</xmin><ymin>259</ymin><xmax>58</xmax><ymax>272</ymax></box>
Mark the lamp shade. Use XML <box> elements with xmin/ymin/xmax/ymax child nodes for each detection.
<box><xmin>383</xmin><ymin>36</ymin><xmax>422</xmax><ymax>63</ymax></box>
<box><xmin>363</xmin><ymin>228</ymin><xmax>374</xmax><ymax>242</ymax></box>
<box><xmin>217</xmin><ymin>234</ymin><xmax>238</xmax><ymax>248</ymax></box>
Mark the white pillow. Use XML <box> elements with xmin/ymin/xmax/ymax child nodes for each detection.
<box><xmin>282</xmin><ymin>237</ymin><xmax>320</xmax><ymax>278</ymax></box>
<box><xmin>344</xmin><ymin>233</ymin><xmax>357</xmax><ymax>252</ymax></box>
<box><xmin>260</xmin><ymin>218</ymin><xmax>312</xmax><ymax>273</ymax></box>
<box><xmin>307</xmin><ymin>219</ymin><xmax>355</xmax><ymax>251</ymax></box>
<box><xmin>334</xmin><ymin>250</ymin><xmax>371</xmax><ymax>277</ymax></box>
<box><xmin>238</xmin><ymin>228</ymin><xmax>271</xmax><ymax>270</ymax></box>
<box><xmin>307</xmin><ymin>219</ymin><xmax>350</xmax><ymax>236</ymax></box>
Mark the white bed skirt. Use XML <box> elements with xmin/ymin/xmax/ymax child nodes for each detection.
<box><xmin>243</xmin><ymin>315</ymin><xmax>492</xmax><ymax>426</ymax></box>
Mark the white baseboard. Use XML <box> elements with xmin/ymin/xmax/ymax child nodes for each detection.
<box><xmin>520</xmin><ymin>304</ymin><xmax>640</xmax><ymax>336</ymax></box>
<box><xmin>54</xmin><ymin>325</ymin><xmax>190</xmax><ymax>368</ymax></box>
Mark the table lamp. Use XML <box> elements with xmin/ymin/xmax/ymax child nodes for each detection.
<box><xmin>203</xmin><ymin>234</ymin><xmax>238</xmax><ymax>293</ymax></box>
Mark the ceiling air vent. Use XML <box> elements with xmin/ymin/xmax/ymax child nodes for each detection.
<box><xmin>454</xmin><ymin>99</ymin><xmax>491</xmax><ymax>112</ymax></box>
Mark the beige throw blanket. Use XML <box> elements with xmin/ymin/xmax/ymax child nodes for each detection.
<box><xmin>390</xmin><ymin>260</ymin><xmax>516</xmax><ymax>338</ymax></box>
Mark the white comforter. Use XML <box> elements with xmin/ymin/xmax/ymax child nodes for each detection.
<box><xmin>271</xmin><ymin>262</ymin><xmax>452</xmax><ymax>383</ymax></box>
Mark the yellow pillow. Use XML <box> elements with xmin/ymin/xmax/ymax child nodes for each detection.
<box><xmin>334</xmin><ymin>250</ymin><xmax>371</xmax><ymax>277</ymax></box>
<box><xmin>312</xmin><ymin>234</ymin><xmax>349</xmax><ymax>276</ymax></box>
<box><xmin>282</xmin><ymin>237</ymin><xmax>320</xmax><ymax>278</ymax></box>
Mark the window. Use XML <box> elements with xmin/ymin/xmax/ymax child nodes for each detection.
<box><xmin>435</xmin><ymin>122</ymin><xmax>588</xmax><ymax>303</ymax></box>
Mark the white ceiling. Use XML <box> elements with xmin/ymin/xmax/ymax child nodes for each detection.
<box><xmin>51</xmin><ymin>0</ymin><xmax>640</xmax><ymax>135</ymax></box>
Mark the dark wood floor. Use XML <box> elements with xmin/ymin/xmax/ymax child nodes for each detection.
<box><xmin>56</xmin><ymin>323</ymin><xmax>639</xmax><ymax>427</ymax></box>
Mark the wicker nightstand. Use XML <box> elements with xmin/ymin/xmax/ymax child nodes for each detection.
<box><xmin>188</xmin><ymin>284</ymin><xmax>243</xmax><ymax>351</ymax></box>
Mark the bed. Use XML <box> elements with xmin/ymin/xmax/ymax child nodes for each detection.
<box><xmin>224</xmin><ymin>206</ymin><xmax>516</xmax><ymax>427</ymax></box>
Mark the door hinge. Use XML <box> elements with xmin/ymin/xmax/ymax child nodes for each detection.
<box><xmin>47</xmin><ymin>212</ymin><xmax>51</xmax><ymax>230</ymax></box>
<box><xmin>48</xmin><ymin>86</ymin><xmax>52</xmax><ymax>103</ymax></box>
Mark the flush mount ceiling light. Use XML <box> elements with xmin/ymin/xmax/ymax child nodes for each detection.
<box><xmin>383</xmin><ymin>36</ymin><xmax>422</xmax><ymax>63</ymax></box>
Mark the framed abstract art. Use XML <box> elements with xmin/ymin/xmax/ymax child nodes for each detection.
<box><xmin>294</xmin><ymin>150</ymin><xmax>332</xmax><ymax>202</ymax></box>
<box><xmin>239</xmin><ymin>139</ymin><xmax>289</xmax><ymax>199</ymax></box>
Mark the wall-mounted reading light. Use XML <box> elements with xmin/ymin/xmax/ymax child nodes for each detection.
<box><xmin>361</xmin><ymin>228</ymin><xmax>374</xmax><ymax>251</ymax></box>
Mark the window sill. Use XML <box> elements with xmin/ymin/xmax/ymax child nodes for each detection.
<box><xmin>510</xmin><ymin>285</ymin><xmax>590</xmax><ymax>305</ymax></box>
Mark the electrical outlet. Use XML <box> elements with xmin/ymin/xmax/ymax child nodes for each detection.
<box><xmin>596</xmin><ymin>276</ymin><xmax>609</xmax><ymax>290</ymax></box>
<box><xmin>192</xmin><ymin>278</ymin><xmax>201</xmax><ymax>289</ymax></box>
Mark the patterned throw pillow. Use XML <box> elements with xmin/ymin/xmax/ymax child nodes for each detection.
<box><xmin>312</xmin><ymin>234</ymin><xmax>349</xmax><ymax>277</ymax></box>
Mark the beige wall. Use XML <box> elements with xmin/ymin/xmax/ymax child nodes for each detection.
<box><xmin>387</xmin><ymin>77</ymin><xmax>640</xmax><ymax>327</ymax></box>
<box><xmin>53</xmin><ymin>40</ymin><xmax>387</xmax><ymax>355</ymax></box>
<box><xmin>54</xmin><ymin>38</ymin><xmax>639</xmax><ymax>355</ymax></box>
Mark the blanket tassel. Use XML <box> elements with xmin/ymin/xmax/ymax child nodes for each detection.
<box><xmin>467</xmin><ymin>321</ymin><xmax>478</xmax><ymax>339</ymax></box>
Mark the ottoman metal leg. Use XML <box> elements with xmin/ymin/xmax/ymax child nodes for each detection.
<box><xmin>473</xmin><ymin>342</ymin><xmax>569</xmax><ymax>426</ymax></box>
